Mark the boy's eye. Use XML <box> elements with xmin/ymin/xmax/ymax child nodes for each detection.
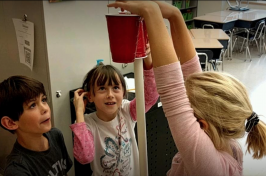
<box><xmin>42</xmin><ymin>97</ymin><xmax>47</xmax><ymax>102</ymax></box>
<box><xmin>30</xmin><ymin>103</ymin><xmax>36</xmax><ymax>109</ymax></box>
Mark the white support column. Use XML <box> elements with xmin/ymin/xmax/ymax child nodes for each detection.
<box><xmin>134</xmin><ymin>58</ymin><xmax>148</xmax><ymax>176</ymax></box>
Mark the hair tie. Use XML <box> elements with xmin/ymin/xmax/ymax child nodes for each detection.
<box><xmin>245</xmin><ymin>112</ymin><xmax>259</xmax><ymax>132</ymax></box>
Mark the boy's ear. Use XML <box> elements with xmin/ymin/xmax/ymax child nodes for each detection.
<box><xmin>1</xmin><ymin>116</ymin><xmax>18</xmax><ymax>131</ymax></box>
<box><xmin>198</xmin><ymin>119</ymin><xmax>209</xmax><ymax>132</ymax></box>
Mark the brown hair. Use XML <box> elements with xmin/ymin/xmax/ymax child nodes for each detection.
<box><xmin>82</xmin><ymin>63</ymin><xmax>127</xmax><ymax>97</ymax></box>
<box><xmin>0</xmin><ymin>76</ymin><xmax>46</xmax><ymax>133</ymax></box>
<box><xmin>185</xmin><ymin>71</ymin><xmax>266</xmax><ymax>159</ymax></box>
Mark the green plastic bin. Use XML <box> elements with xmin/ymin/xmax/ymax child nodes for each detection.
<box><xmin>182</xmin><ymin>13</ymin><xmax>188</xmax><ymax>21</ymax></box>
<box><xmin>174</xmin><ymin>1</ymin><xmax>182</xmax><ymax>9</ymax></box>
<box><xmin>185</xmin><ymin>0</ymin><xmax>190</xmax><ymax>8</ymax></box>
<box><xmin>187</xmin><ymin>24</ymin><xmax>193</xmax><ymax>30</ymax></box>
<box><xmin>187</xmin><ymin>11</ymin><xmax>193</xmax><ymax>20</ymax></box>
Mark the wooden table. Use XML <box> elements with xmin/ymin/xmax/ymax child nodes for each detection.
<box><xmin>205</xmin><ymin>9</ymin><xmax>258</xmax><ymax>17</ymax></box>
<box><xmin>236</xmin><ymin>10</ymin><xmax>266</xmax><ymax>28</ymax></box>
<box><xmin>192</xmin><ymin>38</ymin><xmax>223</xmax><ymax>71</ymax></box>
<box><xmin>203</xmin><ymin>9</ymin><xmax>266</xmax><ymax>28</ymax></box>
<box><xmin>193</xmin><ymin>15</ymin><xmax>237</xmax><ymax>30</ymax></box>
<box><xmin>188</xmin><ymin>29</ymin><xmax>194</xmax><ymax>39</ymax></box>
<box><xmin>192</xmin><ymin>38</ymin><xmax>223</xmax><ymax>49</ymax></box>
<box><xmin>190</xmin><ymin>29</ymin><xmax>229</xmax><ymax>52</ymax></box>
<box><xmin>190</xmin><ymin>29</ymin><xmax>230</xmax><ymax>40</ymax></box>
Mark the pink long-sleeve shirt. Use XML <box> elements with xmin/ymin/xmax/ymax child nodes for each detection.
<box><xmin>154</xmin><ymin>55</ymin><xmax>243</xmax><ymax>176</ymax></box>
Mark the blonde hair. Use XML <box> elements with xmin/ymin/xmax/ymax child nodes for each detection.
<box><xmin>185</xmin><ymin>71</ymin><xmax>266</xmax><ymax>159</ymax></box>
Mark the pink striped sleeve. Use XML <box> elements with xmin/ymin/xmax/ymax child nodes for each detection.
<box><xmin>181</xmin><ymin>54</ymin><xmax>202</xmax><ymax>80</ymax></box>
<box><xmin>129</xmin><ymin>68</ymin><xmax>159</xmax><ymax>121</ymax></box>
<box><xmin>69</xmin><ymin>122</ymin><xmax>94</xmax><ymax>164</ymax></box>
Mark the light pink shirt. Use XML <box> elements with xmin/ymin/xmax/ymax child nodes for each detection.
<box><xmin>154</xmin><ymin>55</ymin><xmax>243</xmax><ymax>176</ymax></box>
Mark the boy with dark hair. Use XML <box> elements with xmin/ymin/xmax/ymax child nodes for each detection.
<box><xmin>0</xmin><ymin>75</ymin><xmax>73</xmax><ymax>176</ymax></box>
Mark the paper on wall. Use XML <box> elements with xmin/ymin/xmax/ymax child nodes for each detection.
<box><xmin>13</xmin><ymin>18</ymin><xmax>34</xmax><ymax>70</ymax></box>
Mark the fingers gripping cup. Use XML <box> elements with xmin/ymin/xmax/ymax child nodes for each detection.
<box><xmin>106</xmin><ymin>14</ymin><xmax>148</xmax><ymax>63</ymax></box>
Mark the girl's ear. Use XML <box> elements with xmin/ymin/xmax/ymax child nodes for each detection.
<box><xmin>198</xmin><ymin>119</ymin><xmax>209</xmax><ymax>132</ymax></box>
<box><xmin>1</xmin><ymin>116</ymin><xmax>18</xmax><ymax>131</ymax></box>
<box><xmin>87</xmin><ymin>92</ymin><xmax>94</xmax><ymax>103</ymax></box>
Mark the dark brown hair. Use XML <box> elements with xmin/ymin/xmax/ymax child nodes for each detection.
<box><xmin>0</xmin><ymin>76</ymin><xmax>46</xmax><ymax>133</ymax></box>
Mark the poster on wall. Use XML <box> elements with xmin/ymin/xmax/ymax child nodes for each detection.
<box><xmin>13</xmin><ymin>18</ymin><xmax>34</xmax><ymax>71</ymax></box>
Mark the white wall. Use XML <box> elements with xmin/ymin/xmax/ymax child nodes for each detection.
<box><xmin>197</xmin><ymin>1</ymin><xmax>226</xmax><ymax>16</ymax></box>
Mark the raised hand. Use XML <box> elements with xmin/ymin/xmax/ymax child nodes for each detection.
<box><xmin>153</xmin><ymin>1</ymin><xmax>180</xmax><ymax>19</ymax></box>
<box><xmin>143</xmin><ymin>43</ymin><xmax>153</xmax><ymax>70</ymax></box>
<box><xmin>73</xmin><ymin>89</ymin><xmax>88</xmax><ymax>122</ymax></box>
<box><xmin>107</xmin><ymin>1</ymin><xmax>159</xmax><ymax>17</ymax></box>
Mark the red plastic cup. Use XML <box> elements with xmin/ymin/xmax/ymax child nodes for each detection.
<box><xmin>135</xmin><ymin>20</ymin><xmax>148</xmax><ymax>59</ymax></box>
<box><xmin>143</xmin><ymin>21</ymin><xmax>149</xmax><ymax>45</ymax></box>
<box><xmin>106</xmin><ymin>14</ymin><xmax>141</xmax><ymax>63</ymax></box>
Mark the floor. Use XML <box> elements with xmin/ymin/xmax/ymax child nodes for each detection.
<box><xmin>218</xmin><ymin>47</ymin><xmax>266</xmax><ymax>176</ymax></box>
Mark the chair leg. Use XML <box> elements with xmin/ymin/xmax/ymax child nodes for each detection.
<box><xmin>264</xmin><ymin>42</ymin><xmax>266</xmax><ymax>54</ymax></box>
<box><xmin>232</xmin><ymin>37</ymin><xmax>238</xmax><ymax>53</ymax></box>
<box><xmin>240</xmin><ymin>38</ymin><xmax>246</xmax><ymax>53</ymax></box>
<box><xmin>246</xmin><ymin>45</ymin><xmax>252</xmax><ymax>62</ymax></box>
<box><xmin>255</xmin><ymin>39</ymin><xmax>260</xmax><ymax>55</ymax></box>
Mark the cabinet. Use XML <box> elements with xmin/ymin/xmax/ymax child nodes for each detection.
<box><xmin>172</xmin><ymin>0</ymin><xmax>198</xmax><ymax>29</ymax></box>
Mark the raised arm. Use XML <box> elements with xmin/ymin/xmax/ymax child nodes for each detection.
<box><xmin>108</xmin><ymin>2</ymin><xmax>222</xmax><ymax>175</ymax></box>
<box><xmin>153</xmin><ymin>1</ymin><xmax>201</xmax><ymax>79</ymax></box>
<box><xmin>70</xmin><ymin>89</ymin><xmax>95</xmax><ymax>164</ymax></box>
<box><xmin>153</xmin><ymin>1</ymin><xmax>196</xmax><ymax>64</ymax></box>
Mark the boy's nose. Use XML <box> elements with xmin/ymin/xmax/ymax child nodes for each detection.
<box><xmin>40</xmin><ymin>104</ymin><xmax>49</xmax><ymax>114</ymax></box>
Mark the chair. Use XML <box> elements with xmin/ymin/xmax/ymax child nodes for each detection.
<box><xmin>261</xmin><ymin>25</ymin><xmax>266</xmax><ymax>54</ymax></box>
<box><xmin>202</xmin><ymin>24</ymin><xmax>214</xmax><ymax>29</ymax></box>
<box><xmin>214</xmin><ymin>49</ymin><xmax>225</xmax><ymax>71</ymax></box>
<box><xmin>233</xmin><ymin>20</ymin><xmax>265</xmax><ymax>61</ymax></box>
<box><xmin>197</xmin><ymin>50</ymin><xmax>214</xmax><ymax>71</ymax></box>
<box><xmin>201</xmin><ymin>22</ymin><xmax>220</xmax><ymax>29</ymax></box>
<box><xmin>202</xmin><ymin>24</ymin><xmax>230</xmax><ymax>64</ymax></box>
<box><xmin>223</xmin><ymin>29</ymin><xmax>234</xmax><ymax>60</ymax></box>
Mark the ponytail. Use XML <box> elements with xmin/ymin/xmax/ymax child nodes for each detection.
<box><xmin>246</xmin><ymin>118</ymin><xmax>266</xmax><ymax>159</ymax></box>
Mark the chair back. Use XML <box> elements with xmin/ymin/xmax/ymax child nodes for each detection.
<box><xmin>203</xmin><ymin>24</ymin><xmax>214</xmax><ymax>29</ymax></box>
<box><xmin>201</xmin><ymin>22</ymin><xmax>220</xmax><ymax>29</ymax></box>
<box><xmin>197</xmin><ymin>50</ymin><xmax>214</xmax><ymax>71</ymax></box>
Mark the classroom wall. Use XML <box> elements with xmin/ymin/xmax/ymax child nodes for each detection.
<box><xmin>197</xmin><ymin>1</ymin><xmax>228</xmax><ymax>16</ymax></box>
